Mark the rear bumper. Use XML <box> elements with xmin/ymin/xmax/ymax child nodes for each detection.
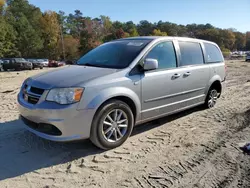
<box><xmin>18</xmin><ymin>93</ymin><xmax>95</xmax><ymax>142</ymax></box>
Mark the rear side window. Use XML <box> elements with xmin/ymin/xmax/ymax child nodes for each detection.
<box><xmin>179</xmin><ymin>41</ymin><xmax>204</xmax><ymax>66</ymax></box>
<box><xmin>204</xmin><ymin>43</ymin><xmax>223</xmax><ymax>63</ymax></box>
<box><xmin>145</xmin><ymin>41</ymin><xmax>177</xmax><ymax>70</ymax></box>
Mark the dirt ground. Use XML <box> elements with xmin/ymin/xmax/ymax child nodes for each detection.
<box><xmin>0</xmin><ymin>60</ymin><xmax>250</xmax><ymax>188</ymax></box>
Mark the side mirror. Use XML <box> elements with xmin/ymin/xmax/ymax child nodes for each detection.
<box><xmin>143</xmin><ymin>58</ymin><xmax>158</xmax><ymax>71</ymax></box>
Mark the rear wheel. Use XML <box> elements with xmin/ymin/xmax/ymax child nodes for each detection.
<box><xmin>90</xmin><ymin>100</ymin><xmax>134</xmax><ymax>150</ymax></box>
<box><xmin>204</xmin><ymin>88</ymin><xmax>218</xmax><ymax>108</ymax></box>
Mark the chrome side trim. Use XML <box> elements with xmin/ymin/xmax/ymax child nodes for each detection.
<box><xmin>142</xmin><ymin>94</ymin><xmax>205</xmax><ymax>113</ymax></box>
<box><xmin>144</xmin><ymin>87</ymin><xmax>205</xmax><ymax>103</ymax></box>
<box><xmin>136</xmin><ymin>101</ymin><xmax>204</xmax><ymax>125</ymax></box>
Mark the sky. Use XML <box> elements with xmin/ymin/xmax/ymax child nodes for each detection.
<box><xmin>28</xmin><ymin>0</ymin><xmax>250</xmax><ymax>32</ymax></box>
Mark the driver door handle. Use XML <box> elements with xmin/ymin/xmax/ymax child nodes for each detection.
<box><xmin>172</xmin><ymin>73</ymin><xmax>181</xmax><ymax>79</ymax></box>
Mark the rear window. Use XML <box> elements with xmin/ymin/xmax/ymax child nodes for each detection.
<box><xmin>179</xmin><ymin>41</ymin><xmax>204</xmax><ymax>66</ymax></box>
<box><xmin>204</xmin><ymin>43</ymin><xmax>223</xmax><ymax>63</ymax></box>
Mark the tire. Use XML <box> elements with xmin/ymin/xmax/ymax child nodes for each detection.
<box><xmin>90</xmin><ymin>100</ymin><xmax>134</xmax><ymax>150</ymax></box>
<box><xmin>204</xmin><ymin>88</ymin><xmax>218</xmax><ymax>109</ymax></box>
<box><xmin>40</xmin><ymin>66</ymin><xmax>43</xmax><ymax>69</ymax></box>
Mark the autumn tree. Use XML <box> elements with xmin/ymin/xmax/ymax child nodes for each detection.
<box><xmin>152</xmin><ymin>29</ymin><xmax>168</xmax><ymax>36</ymax></box>
<box><xmin>40</xmin><ymin>11</ymin><xmax>60</xmax><ymax>59</ymax></box>
<box><xmin>57</xmin><ymin>35</ymin><xmax>80</xmax><ymax>60</ymax></box>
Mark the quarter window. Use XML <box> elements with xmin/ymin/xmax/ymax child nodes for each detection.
<box><xmin>204</xmin><ymin>43</ymin><xmax>223</xmax><ymax>63</ymax></box>
<box><xmin>179</xmin><ymin>41</ymin><xmax>204</xmax><ymax>66</ymax></box>
<box><xmin>145</xmin><ymin>41</ymin><xmax>177</xmax><ymax>70</ymax></box>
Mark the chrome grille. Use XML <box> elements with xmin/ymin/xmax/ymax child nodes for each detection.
<box><xmin>23</xmin><ymin>84</ymin><xmax>45</xmax><ymax>105</ymax></box>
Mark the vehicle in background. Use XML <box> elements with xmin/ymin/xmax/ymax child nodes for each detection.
<box><xmin>48</xmin><ymin>60</ymin><xmax>65</xmax><ymax>67</ymax></box>
<box><xmin>38</xmin><ymin>59</ymin><xmax>49</xmax><ymax>67</ymax></box>
<box><xmin>66</xmin><ymin>59</ymin><xmax>77</xmax><ymax>65</ymax></box>
<box><xmin>246</xmin><ymin>53</ymin><xmax>250</xmax><ymax>62</ymax></box>
<box><xmin>0</xmin><ymin>59</ymin><xmax>3</xmax><ymax>71</ymax></box>
<box><xmin>2</xmin><ymin>58</ymin><xmax>32</xmax><ymax>71</ymax></box>
<box><xmin>48</xmin><ymin>60</ymin><xmax>59</xmax><ymax>67</ymax></box>
<box><xmin>58</xmin><ymin>61</ymin><xmax>66</xmax><ymax>67</ymax></box>
<box><xmin>26</xmin><ymin>59</ymin><xmax>43</xmax><ymax>69</ymax></box>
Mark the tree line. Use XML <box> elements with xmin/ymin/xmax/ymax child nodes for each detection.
<box><xmin>0</xmin><ymin>0</ymin><xmax>249</xmax><ymax>60</ymax></box>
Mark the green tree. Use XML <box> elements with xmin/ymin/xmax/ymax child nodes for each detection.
<box><xmin>220</xmin><ymin>29</ymin><xmax>236</xmax><ymax>50</ymax></box>
<box><xmin>137</xmin><ymin>20</ymin><xmax>154</xmax><ymax>36</ymax></box>
<box><xmin>0</xmin><ymin>17</ymin><xmax>18</xmax><ymax>57</ymax></box>
<box><xmin>5</xmin><ymin>0</ymin><xmax>43</xmax><ymax>57</ymax></box>
<box><xmin>100</xmin><ymin>15</ymin><xmax>112</xmax><ymax>35</ymax></box>
<box><xmin>246</xmin><ymin>32</ymin><xmax>250</xmax><ymax>51</ymax></box>
<box><xmin>234</xmin><ymin>32</ymin><xmax>246</xmax><ymax>50</ymax></box>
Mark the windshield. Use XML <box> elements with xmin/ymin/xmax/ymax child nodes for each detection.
<box><xmin>15</xmin><ymin>58</ymin><xmax>26</xmax><ymax>62</ymax></box>
<box><xmin>77</xmin><ymin>39</ymin><xmax>151</xmax><ymax>69</ymax></box>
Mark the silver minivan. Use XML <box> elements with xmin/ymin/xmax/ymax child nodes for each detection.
<box><xmin>18</xmin><ymin>37</ymin><xmax>226</xmax><ymax>149</ymax></box>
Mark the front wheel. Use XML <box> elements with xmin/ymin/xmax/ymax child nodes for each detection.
<box><xmin>204</xmin><ymin>88</ymin><xmax>218</xmax><ymax>108</ymax></box>
<box><xmin>90</xmin><ymin>100</ymin><xmax>134</xmax><ymax>150</ymax></box>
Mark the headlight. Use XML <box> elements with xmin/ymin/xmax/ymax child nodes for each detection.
<box><xmin>46</xmin><ymin>88</ymin><xmax>84</xmax><ymax>104</ymax></box>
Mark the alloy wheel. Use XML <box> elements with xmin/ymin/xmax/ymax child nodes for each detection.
<box><xmin>102</xmin><ymin>109</ymin><xmax>128</xmax><ymax>143</ymax></box>
<box><xmin>208</xmin><ymin>89</ymin><xmax>218</xmax><ymax>108</ymax></box>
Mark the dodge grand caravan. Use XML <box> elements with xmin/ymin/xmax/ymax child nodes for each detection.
<box><xmin>18</xmin><ymin>37</ymin><xmax>226</xmax><ymax>149</ymax></box>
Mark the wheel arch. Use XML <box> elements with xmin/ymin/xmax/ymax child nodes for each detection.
<box><xmin>206</xmin><ymin>76</ymin><xmax>222</xmax><ymax>98</ymax></box>
<box><xmin>86</xmin><ymin>87</ymin><xmax>141</xmax><ymax>122</ymax></box>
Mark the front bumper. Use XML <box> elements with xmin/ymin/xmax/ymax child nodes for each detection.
<box><xmin>23</xmin><ymin>64</ymin><xmax>33</xmax><ymax>69</ymax></box>
<box><xmin>18</xmin><ymin>92</ymin><xmax>95</xmax><ymax>142</ymax></box>
<box><xmin>33</xmin><ymin>64</ymin><xmax>43</xmax><ymax>68</ymax></box>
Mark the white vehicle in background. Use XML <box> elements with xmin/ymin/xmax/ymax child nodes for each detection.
<box><xmin>38</xmin><ymin>59</ymin><xmax>49</xmax><ymax>67</ymax></box>
<box><xmin>246</xmin><ymin>53</ymin><xmax>250</xmax><ymax>62</ymax></box>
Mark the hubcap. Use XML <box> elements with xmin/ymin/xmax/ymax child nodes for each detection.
<box><xmin>102</xmin><ymin>109</ymin><xmax>128</xmax><ymax>143</ymax></box>
<box><xmin>208</xmin><ymin>90</ymin><xmax>218</xmax><ymax>108</ymax></box>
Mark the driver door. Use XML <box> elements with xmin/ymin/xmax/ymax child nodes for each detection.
<box><xmin>141</xmin><ymin>41</ymin><xmax>185</xmax><ymax>120</ymax></box>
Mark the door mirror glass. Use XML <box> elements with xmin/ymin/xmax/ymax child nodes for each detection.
<box><xmin>143</xmin><ymin>58</ymin><xmax>158</xmax><ymax>71</ymax></box>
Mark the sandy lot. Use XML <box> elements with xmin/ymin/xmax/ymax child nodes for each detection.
<box><xmin>0</xmin><ymin>61</ymin><xmax>250</xmax><ymax>188</ymax></box>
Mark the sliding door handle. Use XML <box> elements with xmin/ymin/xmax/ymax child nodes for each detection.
<box><xmin>183</xmin><ymin>72</ymin><xmax>191</xmax><ymax>76</ymax></box>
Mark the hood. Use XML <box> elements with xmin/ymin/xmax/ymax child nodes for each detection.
<box><xmin>28</xmin><ymin>65</ymin><xmax>117</xmax><ymax>89</ymax></box>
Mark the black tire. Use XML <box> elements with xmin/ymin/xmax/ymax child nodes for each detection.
<box><xmin>40</xmin><ymin>66</ymin><xmax>43</xmax><ymax>69</ymax></box>
<box><xmin>3</xmin><ymin>68</ymin><xmax>7</xmax><ymax>71</ymax></box>
<box><xmin>90</xmin><ymin>100</ymin><xmax>134</xmax><ymax>150</ymax></box>
<box><xmin>204</xmin><ymin>88</ymin><xmax>218</xmax><ymax>109</ymax></box>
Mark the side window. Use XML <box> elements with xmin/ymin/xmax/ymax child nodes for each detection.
<box><xmin>145</xmin><ymin>41</ymin><xmax>177</xmax><ymax>70</ymax></box>
<box><xmin>179</xmin><ymin>41</ymin><xmax>204</xmax><ymax>66</ymax></box>
<box><xmin>204</xmin><ymin>43</ymin><xmax>223</xmax><ymax>63</ymax></box>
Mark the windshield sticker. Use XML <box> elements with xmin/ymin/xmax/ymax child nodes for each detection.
<box><xmin>127</xmin><ymin>42</ymin><xmax>144</xmax><ymax>46</ymax></box>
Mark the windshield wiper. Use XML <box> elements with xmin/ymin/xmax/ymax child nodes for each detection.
<box><xmin>78</xmin><ymin>63</ymin><xmax>106</xmax><ymax>68</ymax></box>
